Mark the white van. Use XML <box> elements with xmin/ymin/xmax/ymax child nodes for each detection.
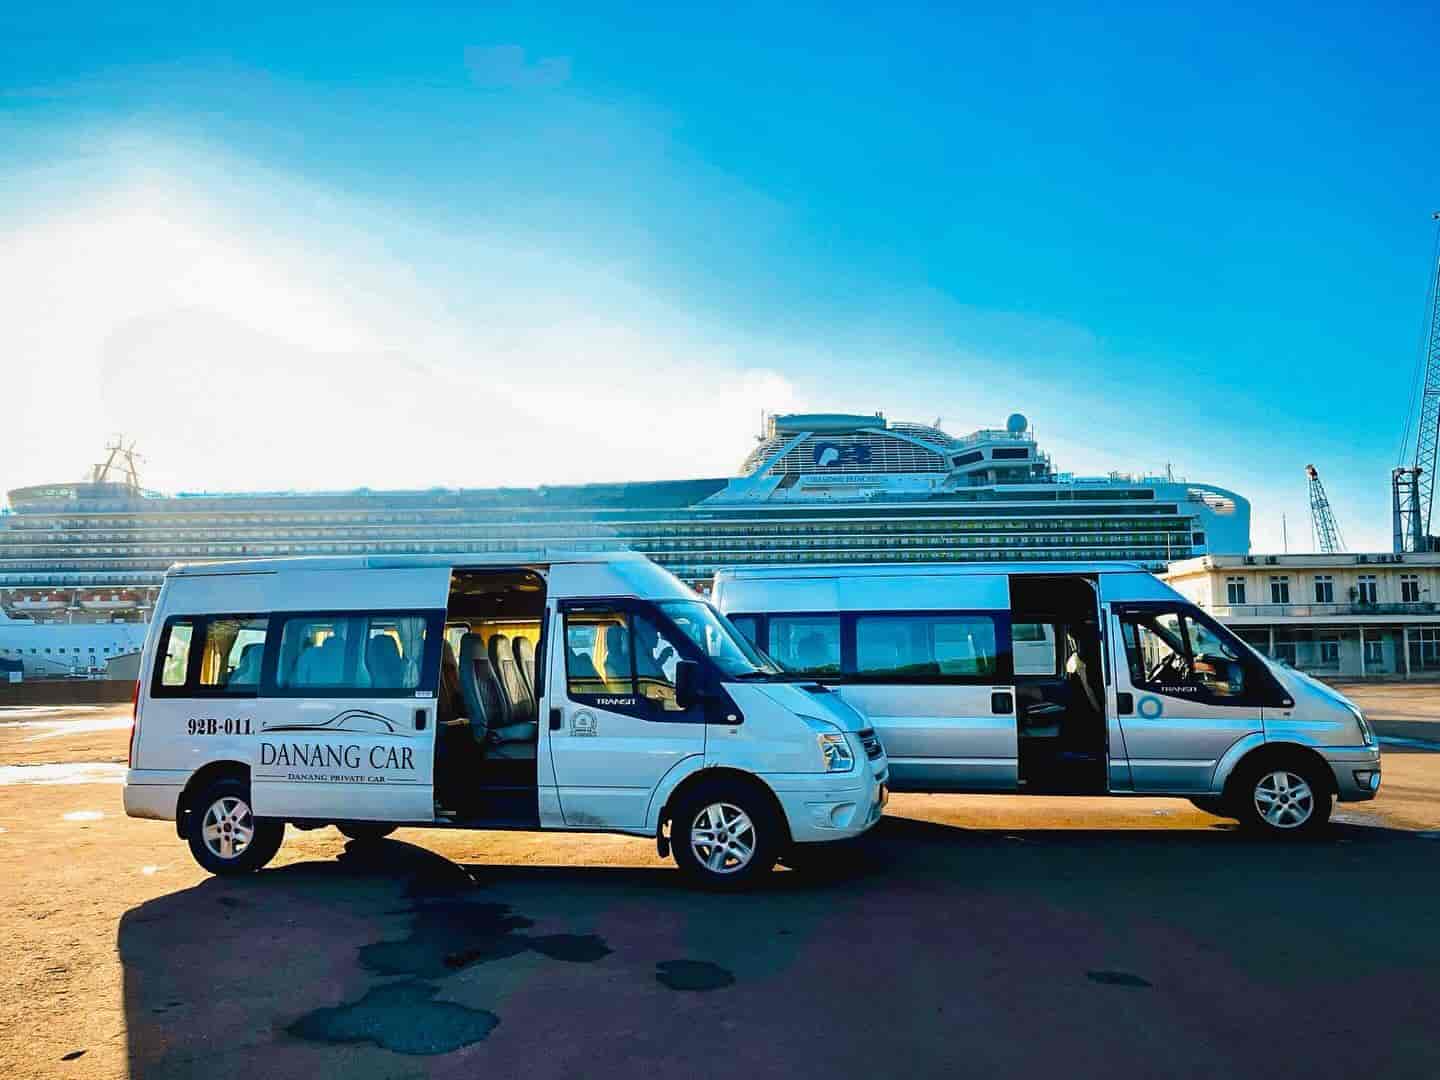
<box><xmin>712</xmin><ymin>563</ymin><xmax>1381</xmax><ymax>835</ymax></box>
<box><xmin>124</xmin><ymin>553</ymin><xmax>888</xmax><ymax>886</ymax></box>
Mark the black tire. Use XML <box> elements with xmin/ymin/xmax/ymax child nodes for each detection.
<box><xmin>1230</xmin><ymin>755</ymin><xmax>1333</xmax><ymax>837</ymax></box>
<box><xmin>186</xmin><ymin>777</ymin><xmax>285</xmax><ymax>876</ymax></box>
<box><xmin>337</xmin><ymin>823</ymin><xmax>397</xmax><ymax>843</ymax></box>
<box><xmin>670</xmin><ymin>778</ymin><xmax>782</xmax><ymax>889</ymax></box>
<box><xmin>1188</xmin><ymin>796</ymin><xmax>1233</xmax><ymax>818</ymax></box>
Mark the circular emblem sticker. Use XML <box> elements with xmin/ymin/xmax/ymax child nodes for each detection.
<box><xmin>1136</xmin><ymin>695</ymin><xmax>1164</xmax><ymax>719</ymax></box>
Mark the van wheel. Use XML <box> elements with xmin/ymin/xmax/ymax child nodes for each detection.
<box><xmin>671</xmin><ymin>780</ymin><xmax>780</xmax><ymax>889</ymax></box>
<box><xmin>1232</xmin><ymin>757</ymin><xmax>1332</xmax><ymax>836</ymax></box>
<box><xmin>337</xmin><ymin>823</ymin><xmax>397</xmax><ymax>843</ymax></box>
<box><xmin>187</xmin><ymin>778</ymin><xmax>284</xmax><ymax>875</ymax></box>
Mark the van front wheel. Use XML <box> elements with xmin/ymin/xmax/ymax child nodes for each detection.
<box><xmin>187</xmin><ymin>778</ymin><xmax>285</xmax><ymax>875</ymax></box>
<box><xmin>1232</xmin><ymin>757</ymin><xmax>1333</xmax><ymax>836</ymax></box>
<box><xmin>671</xmin><ymin>780</ymin><xmax>780</xmax><ymax>889</ymax></box>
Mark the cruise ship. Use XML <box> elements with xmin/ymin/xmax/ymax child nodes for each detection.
<box><xmin>0</xmin><ymin>416</ymin><xmax>1248</xmax><ymax>673</ymax></box>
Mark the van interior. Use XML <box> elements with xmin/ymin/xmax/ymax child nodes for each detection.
<box><xmin>1010</xmin><ymin>575</ymin><xmax>1108</xmax><ymax>794</ymax></box>
<box><xmin>435</xmin><ymin>568</ymin><xmax>547</xmax><ymax>825</ymax></box>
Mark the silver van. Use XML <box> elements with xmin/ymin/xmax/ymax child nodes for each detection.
<box><xmin>713</xmin><ymin>563</ymin><xmax>1381</xmax><ymax>835</ymax></box>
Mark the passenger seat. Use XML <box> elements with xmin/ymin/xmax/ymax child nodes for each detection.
<box><xmin>514</xmin><ymin>636</ymin><xmax>537</xmax><ymax>702</ymax></box>
<box><xmin>475</xmin><ymin>633</ymin><xmax>538</xmax><ymax>760</ymax></box>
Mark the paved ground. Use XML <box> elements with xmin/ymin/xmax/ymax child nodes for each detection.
<box><xmin>2</xmin><ymin>685</ymin><xmax>1438</xmax><ymax>1079</ymax></box>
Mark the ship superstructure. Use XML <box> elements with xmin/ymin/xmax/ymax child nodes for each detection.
<box><xmin>0</xmin><ymin>415</ymin><xmax>1249</xmax><ymax>634</ymax></box>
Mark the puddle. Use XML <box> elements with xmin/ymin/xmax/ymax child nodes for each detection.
<box><xmin>1086</xmin><ymin>970</ymin><xmax>1153</xmax><ymax>988</ymax></box>
<box><xmin>288</xmin><ymin>980</ymin><xmax>499</xmax><ymax>1055</ymax></box>
<box><xmin>655</xmin><ymin>959</ymin><xmax>735</xmax><ymax>992</ymax></box>
<box><xmin>63</xmin><ymin>810</ymin><xmax>105</xmax><ymax>822</ymax></box>
<box><xmin>0</xmin><ymin>763</ymin><xmax>125</xmax><ymax>786</ymax></box>
<box><xmin>362</xmin><ymin>898</ymin><xmax>610</xmax><ymax>979</ymax></box>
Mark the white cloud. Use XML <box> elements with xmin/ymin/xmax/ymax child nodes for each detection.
<box><xmin>0</xmin><ymin>143</ymin><xmax>801</xmax><ymax>495</ymax></box>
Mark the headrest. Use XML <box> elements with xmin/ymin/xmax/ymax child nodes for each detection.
<box><xmin>488</xmin><ymin>633</ymin><xmax>512</xmax><ymax>665</ymax></box>
<box><xmin>367</xmin><ymin>635</ymin><xmax>401</xmax><ymax>663</ymax></box>
<box><xmin>515</xmin><ymin>636</ymin><xmax>534</xmax><ymax>663</ymax></box>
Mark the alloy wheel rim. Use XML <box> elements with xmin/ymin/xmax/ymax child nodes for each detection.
<box><xmin>202</xmin><ymin>795</ymin><xmax>255</xmax><ymax>859</ymax></box>
<box><xmin>1253</xmin><ymin>770</ymin><xmax>1315</xmax><ymax>829</ymax></box>
<box><xmin>690</xmin><ymin>802</ymin><xmax>756</xmax><ymax>874</ymax></box>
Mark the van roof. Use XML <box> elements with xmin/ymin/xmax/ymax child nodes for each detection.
<box><xmin>711</xmin><ymin>561</ymin><xmax>1152</xmax><ymax>580</ymax></box>
<box><xmin>166</xmin><ymin>550</ymin><xmax>655</xmax><ymax>578</ymax></box>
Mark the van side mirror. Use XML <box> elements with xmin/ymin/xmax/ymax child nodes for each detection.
<box><xmin>674</xmin><ymin>659</ymin><xmax>702</xmax><ymax>710</ymax></box>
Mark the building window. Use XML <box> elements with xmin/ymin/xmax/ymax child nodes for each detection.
<box><xmin>1225</xmin><ymin>576</ymin><xmax>1246</xmax><ymax>605</ymax></box>
<box><xmin>1356</xmin><ymin>575</ymin><xmax>1377</xmax><ymax>606</ymax></box>
<box><xmin>1401</xmin><ymin>574</ymin><xmax>1421</xmax><ymax>603</ymax></box>
<box><xmin>1318</xmin><ymin>638</ymin><xmax>1340</xmax><ymax>667</ymax></box>
<box><xmin>1364</xmin><ymin>639</ymin><xmax>1383</xmax><ymax>667</ymax></box>
<box><xmin>1270</xmin><ymin>576</ymin><xmax>1290</xmax><ymax>604</ymax></box>
<box><xmin>1313</xmin><ymin>576</ymin><xmax>1334</xmax><ymax>604</ymax></box>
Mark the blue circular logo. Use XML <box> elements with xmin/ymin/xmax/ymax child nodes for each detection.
<box><xmin>1137</xmin><ymin>695</ymin><xmax>1164</xmax><ymax>719</ymax></box>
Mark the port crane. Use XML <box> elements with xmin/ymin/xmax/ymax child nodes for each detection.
<box><xmin>1306</xmin><ymin>465</ymin><xmax>1344</xmax><ymax>553</ymax></box>
<box><xmin>1394</xmin><ymin>213</ymin><xmax>1440</xmax><ymax>552</ymax></box>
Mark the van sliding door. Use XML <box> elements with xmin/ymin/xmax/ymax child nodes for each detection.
<box><xmin>250</xmin><ymin>610</ymin><xmax>442</xmax><ymax>822</ymax></box>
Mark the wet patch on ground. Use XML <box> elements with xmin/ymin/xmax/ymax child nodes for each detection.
<box><xmin>655</xmin><ymin>959</ymin><xmax>735</xmax><ymax>991</ymax></box>
<box><xmin>362</xmin><ymin>898</ymin><xmax>611</xmax><ymax>978</ymax></box>
<box><xmin>1086</xmin><ymin>970</ymin><xmax>1153</xmax><ymax>988</ymax></box>
<box><xmin>287</xmin><ymin>980</ymin><xmax>499</xmax><ymax>1055</ymax></box>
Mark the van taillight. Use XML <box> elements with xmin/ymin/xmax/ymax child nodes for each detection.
<box><xmin>127</xmin><ymin>679</ymin><xmax>140</xmax><ymax>768</ymax></box>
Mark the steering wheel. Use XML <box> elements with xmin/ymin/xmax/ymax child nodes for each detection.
<box><xmin>1148</xmin><ymin>651</ymin><xmax>1189</xmax><ymax>684</ymax></box>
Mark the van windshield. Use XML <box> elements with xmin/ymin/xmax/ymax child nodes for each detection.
<box><xmin>656</xmin><ymin>600</ymin><xmax>782</xmax><ymax>680</ymax></box>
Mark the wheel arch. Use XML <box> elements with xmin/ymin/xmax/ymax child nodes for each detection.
<box><xmin>1222</xmin><ymin>741</ymin><xmax>1338</xmax><ymax>802</ymax></box>
<box><xmin>176</xmin><ymin>760</ymin><xmax>250</xmax><ymax>839</ymax></box>
<box><xmin>657</xmin><ymin>767</ymin><xmax>792</xmax><ymax>850</ymax></box>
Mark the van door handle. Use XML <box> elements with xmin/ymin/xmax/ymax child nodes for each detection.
<box><xmin>1115</xmin><ymin>692</ymin><xmax>1134</xmax><ymax>716</ymax></box>
<box><xmin>549</xmin><ymin>707</ymin><xmax>563</xmax><ymax>731</ymax></box>
<box><xmin>414</xmin><ymin>708</ymin><xmax>428</xmax><ymax>731</ymax></box>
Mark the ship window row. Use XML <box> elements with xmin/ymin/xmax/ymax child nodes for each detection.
<box><xmin>0</xmin><ymin>545</ymin><xmax>1185</xmax><ymax>590</ymax></box>
<box><xmin>0</xmin><ymin>532</ymin><xmax>1194</xmax><ymax>564</ymax></box>
<box><xmin>2</xmin><ymin>508</ymin><xmax>1190</xmax><ymax>536</ymax></box>
<box><xmin>1</xmin><ymin>517</ymin><xmax>1194</xmax><ymax>546</ymax></box>
<box><xmin>0</xmin><ymin>540</ymin><xmax>1192</xmax><ymax>575</ymax></box>
<box><xmin>0</xmin><ymin>528</ymin><xmax>1194</xmax><ymax>559</ymax></box>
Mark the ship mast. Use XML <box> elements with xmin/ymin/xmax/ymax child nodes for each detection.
<box><xmin>90</xmin><ymin>437</ymin><xmax>144</xmax><ymax>493</ymax></box>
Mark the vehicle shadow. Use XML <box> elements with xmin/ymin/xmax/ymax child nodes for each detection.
<box><xmin>118</xmin><ymin>819</ymin><xmax>1440</xmax><ymax>1079</ymax></box>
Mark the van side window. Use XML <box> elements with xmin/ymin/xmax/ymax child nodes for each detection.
<box><xmin>855</xmin><ymin>614</ymin><xmax>998</xmax><ymax>678</ymax></box>
<box><xmin>565</xmin><ymin>610</ymin><xmax>635</xmax><ymax>697</ymax></box>
<box><xmin>159</xmin><ymin>619</ymin><xmax>195</xmax><ymax>688</ymax></box>
<box><xmin>769</xmin><ymin>615</ymin><xmax>842</xmax><ymax>676</ymax></box>
<box><xmin>1118</xmin><ymin>607</ymin><xmax>1247</xmax><ymax>701</ymax></box>
<box><xmin>199</xmin><ymin>616</ymin><xmax>268</xmax><ymax>691</ymax></box>
<box><xmin>276</xmin><ymin>614</ymin><xmax>428</xmax><ymax>692</ymax></box>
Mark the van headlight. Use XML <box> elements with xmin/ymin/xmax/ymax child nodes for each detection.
<box><xmin>1347</xmin><ymin>704</ymin><xmax>1376</xmax><ymax>747</ymax></box>
<box><xmin>799</xmin><ymin>715</ymin><xmax>855</xmax><ymax>773</ymax></box>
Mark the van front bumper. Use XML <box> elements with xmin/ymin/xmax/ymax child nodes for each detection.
<box><xmin>123</xmin><ymin>769</ymin><xmax>185</xmax><ymax>820</ymax></box>
<box><xmin>1320</xmin><ymin>746</ymin><xmax>1382</xmax><ymax>802</ymax></box>
<box><xmin>764</xmin><ymin>760</ymin><xmax>889</xmax><ymax>844</ymax></box>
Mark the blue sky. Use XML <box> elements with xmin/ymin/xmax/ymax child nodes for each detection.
<box><xmin>2</xmin><ymin>2</ymin><xmax>1438</xmax><ymax>551</ymax></box>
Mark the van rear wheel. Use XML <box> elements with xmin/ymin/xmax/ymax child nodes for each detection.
<box><xmin>671</xmin><ymin>779</ymin><xmax>780</xmax><ymax>889</ymax></box>
<box><xmin>187</xmin><ymin>778</ymin><xmax>284</xmax><ymax>875</ymax></box>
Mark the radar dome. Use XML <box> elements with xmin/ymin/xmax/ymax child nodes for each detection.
<box><xmin>1006</xmin><ymin>413</ymin><xmax>1028</xmax><ymax>435</ymax></box>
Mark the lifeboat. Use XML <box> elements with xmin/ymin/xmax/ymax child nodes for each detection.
<box><xmin>79</xmin><ymin>590</ymin><xmax>144</xmax><ymax>611</ymax></box>
<box><xmin>10</xmin><ymin>591</ymin><xmax>73</xmax><ymax>611</ymax></box>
